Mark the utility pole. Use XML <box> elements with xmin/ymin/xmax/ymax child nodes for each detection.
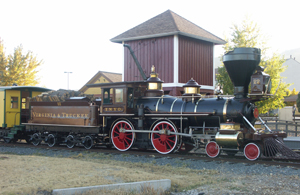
<box><xmin>64</xmin><ymin>71</ymin><xmax>72</xmax><ymax>89</ymax></box>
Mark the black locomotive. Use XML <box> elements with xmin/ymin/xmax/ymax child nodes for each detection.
<box><xmin>2</xmin><ymin>47</ymin><xmax>289</xmax><ymax>161</ymax></box>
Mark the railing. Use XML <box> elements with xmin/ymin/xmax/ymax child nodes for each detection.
<box><xmin>257</xmin><ymin>117</ymin><xmax>300</xmax><ymax>137</ymax></box>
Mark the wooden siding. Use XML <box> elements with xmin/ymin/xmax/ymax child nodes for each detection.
<box><xmin>124</xmin><ymin>36</ymin><xmax>174</xmax><ymax>82</ymax></box>
<box><xmin>178</xmin><ymin>36</ymin><xmax>213</xmax><ymax>85</ymax></box>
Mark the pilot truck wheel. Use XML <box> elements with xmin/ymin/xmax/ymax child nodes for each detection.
<box><xmin>244</xmin><ymin>142</ymin><xmax>260</xmax><ymax>161</ymax></box>
<box><xmin>205</xmin><ymin>141</ymin><xmax>220</xmax><ymax>158</ymax></box>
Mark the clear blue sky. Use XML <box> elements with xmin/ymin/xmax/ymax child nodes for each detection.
<box><xmin>1</xmin><ymin>0</ymin><xmax>299</xmax><ymax>90</ymax></box>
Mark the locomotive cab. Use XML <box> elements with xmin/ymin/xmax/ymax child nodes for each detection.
<box><xmin>88</xmin><ymin>81</ymin><xmax>147</xmax><ymax>115</ymax></box>
<box><xmin>102</xmin><ymin>86</ymin><xmax>131</xmax><ymax>114</ymax></box>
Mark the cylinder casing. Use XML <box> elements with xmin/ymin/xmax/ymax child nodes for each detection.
<box><xmin>215</xmin><ymin>131</ymin><xmax>244</xmax><ymax>147</ymax></box>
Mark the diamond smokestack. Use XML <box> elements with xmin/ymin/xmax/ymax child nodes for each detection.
<box><xmin>222</xmin><ymin>48</ymin><xmax>261</xmax><ymax>98</ymax></box>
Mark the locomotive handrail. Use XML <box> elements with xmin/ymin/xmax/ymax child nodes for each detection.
<box><xmin>144</xmin><ymin>113</ymin><xmax>211</xmax><ymax>116</ymax></box>
<box><xmin>5</xmin><ymin>111</ymin><xmax>20</xmax><ymax>127</ymax></box>
<box><xmin>258</xmin><ymin>116</ymin><xmax>272</xmax><ymax>132</ymax></box>
<box><xmin>99</xmin><ymin>114</ymin><xmax>135</xmax><ymax>116</ymax></box>
<box><xmin>240</xmin><ymin>112</ymin><xmax>257</xmax><ymax>132</ymax></box>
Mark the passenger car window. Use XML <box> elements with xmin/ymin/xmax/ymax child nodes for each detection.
<box><xmin>11</xmin><ymin>97</ymin><xmax>18</xmax><ymax>109</ymax></box>
<box><xmin>22</xmin><ymin>98</ymin><xmax>27</xmax><ymax>109</ymax></box>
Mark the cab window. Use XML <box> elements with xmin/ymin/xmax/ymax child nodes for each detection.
<box><xmin>115</xmin><ymin>88</ymin><xmax>124</xmax><ymax>103</ymax></box>
<box><xmin>103</xmin><ymin>88</ymin><xmax>112</xmax><ymax>104</ymax></box>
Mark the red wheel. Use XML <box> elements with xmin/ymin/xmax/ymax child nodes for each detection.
<box><xmin>151</xmin><ymin>121</ymin><xmax>178</xmax><ymax>154</ymax></box>
<box><xmin>205</xmin><ymin>141</ymin><xmax>220</xmax><ymax>158</ymax></box>
<box><xmin>111</xmin><ymin>120</ymin><xmax>135</xmax><ymax>151</ymax></box>
<box><xmin>244</xmin><ymin>143</ymin><xmax>260</xmax><ymax>161</ymax></box>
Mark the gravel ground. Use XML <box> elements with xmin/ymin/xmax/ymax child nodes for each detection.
<box><xmin>1</xmin><ymin>145</ymin><xmax>300</xmax><ymax>194</ymax></box>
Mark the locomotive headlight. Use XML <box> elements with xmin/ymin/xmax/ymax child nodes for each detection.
<box><xmin>148</xmin><ymin>82</ymin><xmax>162</xmax><ymax>90</ymax></box>
<box><xmin>146</xmin><ymin>65</ymin><xmax>163</xmax><ymax>91</ymax></box>
<box><xmin>183</xmin><ymin>78</ymin><xmax>201</xmax><ymax>96</ymax></box>
<box><xmin>184</xmin><ymin>86</ymin><xmax>199</xmax><ymax>94</ymax></box>
<box><xmin>148</xmin><ymin>83</ymin><xmax>157</xmax><ymax>90</ymax></box>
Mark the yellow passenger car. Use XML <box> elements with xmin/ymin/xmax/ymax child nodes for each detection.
<box><xmin>0</xmin><ymin>86</ymin><xmax>51</xmax><ymax>142</ymax></box>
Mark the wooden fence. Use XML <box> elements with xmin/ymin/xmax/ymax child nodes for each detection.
<box><xmin>258</xmin><ymin>117</ymin><xmax>300</xmax><ymax>137</ymax></box>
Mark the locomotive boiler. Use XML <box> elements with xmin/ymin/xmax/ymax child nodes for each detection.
<box><xmin>10</xmin><ymin>46</ymin><xmax>291</xmax><ymax>161</ymax></box>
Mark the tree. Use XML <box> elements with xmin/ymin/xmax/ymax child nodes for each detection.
<box><xmin>297</xmin><ymin>93</ymin><xmax>300</xmax><ymax>111</ymax></box>
<box><xmin>290</xmin><ymin>88</ymin><xmax>299</xmax><ymax>96</ymax></box>
<box><xmin>285</xmin><ymin>88</ymin><xmax>299</xmax><ymax>106</ymax></box>
<box><xmin>216</xmin><ymin>17</ymin><xmax>267</xmax><ymax>95</ymax></box>
<box><xmin>0</xmin><ymin>39</ymin><xmax>6</xmax><ymax>85</ymax></box>
<box><xmin>216</xmin><ymin>17</ymin><xmax>290</xmax><ymax>114</ymax></box>
<box><xmin>0</xmin><ymin>39</ymin><xmax>41</xmax><ymax>86</ymax></box>
<box><xmin>255</xmin><ymin>54</ymin><xmax>290</xmax><ymax>113</ymax></box>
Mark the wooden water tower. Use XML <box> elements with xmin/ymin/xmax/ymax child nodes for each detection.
<box><xmin>111</xmin><ymin>10</ymin><xmax>225</xmax><ymax>96</ymax></box>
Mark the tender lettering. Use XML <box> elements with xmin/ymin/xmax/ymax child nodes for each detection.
<box><xmin>32</xmin><ymin>112</ymin><xmax>89</xmax><ymax>119</ymax></box>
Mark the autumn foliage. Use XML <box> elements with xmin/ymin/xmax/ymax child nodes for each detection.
<box><xmin>0</xmin><ymin>39</ymin><xmax>41</xmax><ymax>86</ymax></box>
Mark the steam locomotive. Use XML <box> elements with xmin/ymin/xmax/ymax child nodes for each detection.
<box><xmin>1</xmin><ymin>47</ymin><xmax>288</xmax><ymax>161</ymax></box>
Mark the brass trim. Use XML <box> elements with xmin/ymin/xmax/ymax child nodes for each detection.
<box><xmin>220</xmin><ymin>123</ymin><xmax>240</xmax><ymax>130</ymax></box>
<box><xmin>194</xmin><ymin>98</ymin><xmax>202</xmax><ymax>113</ymax></box>
<box><xmin>155</xmin><ymin>97</ymin><xmax>162</xmax><ymax>112</ymax></box>
<box><xmin>223</xmin><ymin>99</ymin><xmax>229</xmax><ymax>121</ymax></box>
<box><xmin>170</xmin><ymin>99</ymin><xmax>178</xmax><ymax>113</ymax></box>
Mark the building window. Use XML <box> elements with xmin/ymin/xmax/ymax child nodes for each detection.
<box><xmin>11</xmin><ymin>97</ymin><xmax>18</xmax><ymax>109</ymax></box>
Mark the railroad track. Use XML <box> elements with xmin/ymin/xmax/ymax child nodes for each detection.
<box><xmin>1</xmin><ymin>141</ymin><xmax>300</xmax><ymax>169</ymax></box>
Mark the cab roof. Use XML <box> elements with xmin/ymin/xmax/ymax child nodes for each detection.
<box><xmin>0</xmin><ymin>86</ymin><xmax>52</xmax><ymax>92</ymax></box>
<box><xmin>87</xmin><ymin>81</ymin><xmax>146</xmax><ymax>88</ymax></box>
